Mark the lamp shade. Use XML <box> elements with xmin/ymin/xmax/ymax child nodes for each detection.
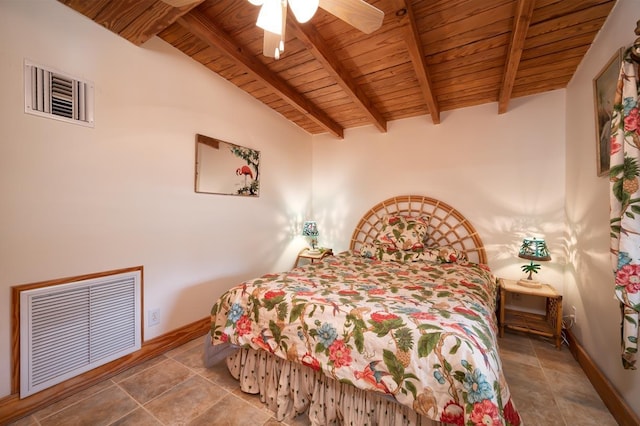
<box><xmin>289</xmin><ymin>0</ymin><xmax>319</xmax><ymax>23</ymax></box>
<box><xmin>518</xmin><ymin>237</ymin><xmax>551</xmax><ymax>261</ymax></box>
<box><xmin>302</xmin><ymin>221</ymin><xmax>319</xmax><ymax>237</ymax></box>
<box><xmin>256</xmin><ymin>0</ymin><xmax>283</xmax><ymax>35</ymax></box>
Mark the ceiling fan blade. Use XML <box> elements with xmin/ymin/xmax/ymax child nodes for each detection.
<box><xmin>318</xmin><ymin>0</ymin><xmax>383</xmax><ymax>34</ymax></box>
<box><xmin>160</xmin><ymin>0</ymin><xmax>202</xmax><ymax>7</ymax></box>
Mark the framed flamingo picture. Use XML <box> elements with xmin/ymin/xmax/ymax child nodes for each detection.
<box><xmin>593</xmin><ymin>47</ymin><xmax>623</xmax><ymax>177</ymax></box>
<box><xmin>195</xmin><ymin>134</ymin><xmax>260</xmax><ymax>196</ymax></box>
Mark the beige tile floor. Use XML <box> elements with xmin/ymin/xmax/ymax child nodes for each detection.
<box><xmin>9</xmin><ymin>331</ymin><xmax>617</xmax><ymax>426</ymax></box>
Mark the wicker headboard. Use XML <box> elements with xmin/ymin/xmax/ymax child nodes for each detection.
<box><xmin>349</xmin><ymin>195</ymin><xmax>487</xmax><ymax>264</ymax></box>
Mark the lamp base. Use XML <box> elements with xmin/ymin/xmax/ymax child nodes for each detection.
<box><xmin>517</xmin><ymin>278</ymin><xmax>542</xmax><ymax>289</ymax></box>
<box><xmin>307</xmin><ymin>248</ymin><xmax>321</xmax><ymax>255</ymax></box>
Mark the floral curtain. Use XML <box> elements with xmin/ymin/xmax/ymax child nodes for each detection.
<box><xmin>610</xmin><ymin>48</ymin><xmax>640</xmax><ymax>370</ymax></box>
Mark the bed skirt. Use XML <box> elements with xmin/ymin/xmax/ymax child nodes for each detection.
<box><xmin>224</xmin><ymin>347</ymin><xmax>447</xmax><ymax>426</ymax></box>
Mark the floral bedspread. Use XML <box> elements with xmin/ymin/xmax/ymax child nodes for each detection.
<box><xmin>210</xmin><ymin>251</ymin><xmax>520</xmax><ymax>425</ymax></box>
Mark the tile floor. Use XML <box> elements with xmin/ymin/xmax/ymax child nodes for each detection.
<box><xmin>9</xmin><ymin>331</ymin><xmax>617</xmax><ymax>426</ymax></box>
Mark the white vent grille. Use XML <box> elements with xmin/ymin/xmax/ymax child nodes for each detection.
<box><xmin>24</xmin><ymin>60</ymin><xmax>94</xmax><ymax>127</ymax></box>
<box><xmin>20</xmin><ymin>270</ymin><xmax>141</xmax><ymax>397</ymax></box>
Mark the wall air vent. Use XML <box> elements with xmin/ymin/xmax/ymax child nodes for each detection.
<box><xmin>24</xmin><ymin>60</ymin><xmax>94</xmax><ymax>127</ymax></box>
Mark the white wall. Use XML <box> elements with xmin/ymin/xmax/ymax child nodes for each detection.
<box><xmin>0</xmin><ymin>0</ymin><xmax>312</xmax><ymax>398</ymax></box>
<box><xmin>312</xmin><ymin>92</ymin><xmax>566</xmax><ymax>294</ymax></box>
<box><xmin>3</xmin><ymin>0</ymin><xmax>636</xmax><ymax>416</ymax></box>
<box><xmin>565</xmin><ymin>0</ymin><xmax>640</xmax><ymax>416</ymax></box>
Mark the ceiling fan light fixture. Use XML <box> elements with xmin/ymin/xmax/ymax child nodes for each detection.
<box><xmin>289</xmin><ymin>0</ymin><xmax>319</xmax><ymax>23</ymax></box>
<box><xmin>256</xmin><ymin>0</ymin><xmax>283</xmax><ymax>35</ymax></box>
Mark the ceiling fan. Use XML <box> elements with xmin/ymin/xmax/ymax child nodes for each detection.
<box><xmin>248</xmin><ymin>0</ymin><xmax>384</xmax><ymax>59</ymax></box>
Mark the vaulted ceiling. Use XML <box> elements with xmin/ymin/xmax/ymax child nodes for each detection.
<box><xmin>59</xmin><ymin>0</ymin><xmax>616</xmax><ymax>138</ymax></box>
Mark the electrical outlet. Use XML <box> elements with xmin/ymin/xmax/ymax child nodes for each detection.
<box><xmin>572</xmin><ymin>306</ymin><xmax>577</xmax><ymax>324</ymax></box>
<box><xmin>149</xmin><ymin>308</ymin><xmax>160</xmax><ymax>327</ymax></box>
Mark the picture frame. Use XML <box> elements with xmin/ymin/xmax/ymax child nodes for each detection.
<box><xmin>194</xmin><ymin>134</ymin><xmax>260</xmax><ymax>196</ymax></box>
<box><xmin>593</xmin><ymin>47</ymin><xmax>624</xmax><ymax>177</ymax></box>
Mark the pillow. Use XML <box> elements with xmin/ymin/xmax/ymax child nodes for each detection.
<box><xmin>360</xmin><ymin>242</ymin><xmax>467</xmax><ymax>264</ymax></box>
<box><xmin>360</xmin><ymin>241</ymin><xmax>421</xmax><ymax>262</ymax></box>
<box><xmin>376</xmin><ymin>215</ymin><xmax>429</xmax><ymax>250</ymax></box>
<box><xmin>360</xmin><ymin>242</ymin><xmax>378</xmax><ymax>259</ymax></box>
<box><xmin>422</xmin><ymin>246</ymin><xmax>468</xmax><ymax>264</ymax></box>
<box><xmin>360</xmin><ymin>241</ymin><xmax>402</xmax><ymax>258</ymax></box>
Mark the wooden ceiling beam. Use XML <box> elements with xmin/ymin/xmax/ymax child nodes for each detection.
<box><xmin>177</xmin><ymin>11</ymin><xmax>344</xmax><ymax>138</ymax></box>
<box><xmin>58</xmin><ymin>0</ymin><xmax>205</xmax><ymax>46</ymax></box>
<box><xmin>122</xmin><ymin>0</ymin><xmax>206</xmax><ymax>45</ymax></box>
<box><xmin>392</xmin><ymin>0</ymin><xmax>440</xmax><ymax>124</ymax></box>
<box><xmin>498</xmin><ymin>0</ymin><xmax>535</xmax><ymax>114</ymax></box>
<box><xmin>291</xmin><ymin>21</ymin><xmax>387</xmax><ymax>133</ymax></box>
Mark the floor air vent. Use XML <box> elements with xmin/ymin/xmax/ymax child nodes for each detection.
<box><xmin>18</xmin><ymin>268</ymin><xmax>141</xmax><ymax>398</ymax></box>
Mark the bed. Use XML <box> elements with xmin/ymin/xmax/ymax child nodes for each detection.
<box><xmin>204</xmin><ymin>195</ymin><xmax>521</xmax><ymax>426</ymax></box>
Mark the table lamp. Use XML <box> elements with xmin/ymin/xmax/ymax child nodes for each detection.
<box><xmin>517</xmin><ymin>237</ymin><xmax>551</xmax><ymax>288</ymax></box>
<box><xmin>302</xmin><ymin>221</ymin><xmax>320</xmax><ymax>254</ymax></box>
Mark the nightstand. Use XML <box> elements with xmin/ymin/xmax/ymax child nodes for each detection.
<box><xmin>499</xmin><ymin>278</ymin><xmax>563</xmax><ymax>349</ymax></box>
<box><xmin>294</xmin><ymin>248</ymin><xmax>333</xmax><ymax>268</ymax></box>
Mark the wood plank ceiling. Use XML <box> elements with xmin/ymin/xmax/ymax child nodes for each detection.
<box><xmin>59</xmin><ymin>0</ymin><xmax>616</xmax><ymax>138</ymax></box>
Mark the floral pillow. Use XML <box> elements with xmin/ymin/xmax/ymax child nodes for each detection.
<box><xmin>360</xmin><ymin>242</ymin><xmax>421</xmax><ymax>262</ymax></box>
<box><xmin>360</xmin><ymin>242</ymin><xmax>467</xmax><ymax>264</ymax></box>
<box><xmin>422</xmin><ymin>246</ymin><xmax>468</xmax><ymax>263</ymax></box>
<box><xmin>376</xmin><ymin>215</ymin><xmax>429</xmax><ymax>250</ymax></box>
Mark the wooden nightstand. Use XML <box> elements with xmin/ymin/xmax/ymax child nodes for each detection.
<box><xmin>294</xmin><ymin>248</ymin><xmax>333</xmax><ymax>268</ymax></box>
<box><xmin>499</xmin><ymin>278</ymin><xmax>563</xmax><ymax>349</ymax></box>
